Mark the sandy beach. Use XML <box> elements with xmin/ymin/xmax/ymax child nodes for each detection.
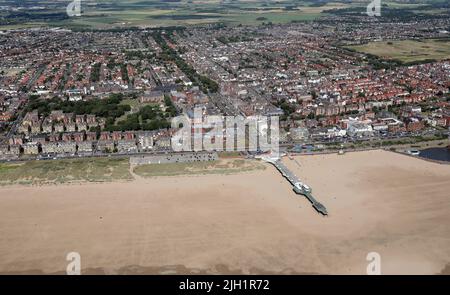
<box><xmin>0</xmin><ymin>150</ymin><xmax>449</xmax><ymax>274</ymax></box>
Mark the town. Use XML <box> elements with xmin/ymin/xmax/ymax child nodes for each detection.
<box><xmin>0</xmin><ymin>14</ymin><xmax>449</xmax><ymax>161</ymax></box>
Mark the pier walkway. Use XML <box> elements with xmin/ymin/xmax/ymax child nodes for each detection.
<box><xmin>262</xmin><ymin>156</ymin><xmax>328</xmax><ymax>215</ymax></box>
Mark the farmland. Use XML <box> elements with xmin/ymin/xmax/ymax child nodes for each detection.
<box><xmin>0</xmin><ymin>0</ymin><xmax>350</xmax><ymax>29</ymax></box>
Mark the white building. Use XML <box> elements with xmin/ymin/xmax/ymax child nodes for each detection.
<box><xmin>347</xmin><ymin>121</ymin><xmax>373</xmax><ymax>137</ymax></box>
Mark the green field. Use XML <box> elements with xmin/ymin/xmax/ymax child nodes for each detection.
<box><xmin>133</xmin><ymin>158</ymin><xmax>266</xmax><ymax>177</ymax></box>
<box><xmin>0</xmin><ymin>22</ymin><xmax>50</xmax><ymax>30</ymax></box>
<box><xmin>60</xmin><ymin>2</ymin><xmax>334</xmax><ymax>28</ymax></box>
<box><xmin>0</xmin><ymin>0</ymin><xmax>351</xmax><ymax>30</ymax></box>
<box><xmin>348</xmin><ymin>39</ymin><xmax>450</xmax><ymax>63</ymax></box>
<box><xmin>2</xmin><ymin>0</ymin><xmax>449</xmax><ymax>30</ymax></box>
<box><xmin>0</xmin><ymin>158</ymin><xmax>132</xmax><ymax>185</ymax></box>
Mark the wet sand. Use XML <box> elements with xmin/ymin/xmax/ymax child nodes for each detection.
<box><xmin>0</xmin><ymin>150</ymin><xmax>449</xmax><ymax>274</ymax></box>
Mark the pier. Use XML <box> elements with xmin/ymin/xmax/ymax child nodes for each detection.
<box><xmin>262</xmin><ymin>156</ymin><xmax>328</xmax><ymax>215</ymax></box>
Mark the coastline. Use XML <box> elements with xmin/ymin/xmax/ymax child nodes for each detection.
<box><xmin>0</xmin><ymin>150</ymin><xmax>449</xmax><ymax>274</ymax></box>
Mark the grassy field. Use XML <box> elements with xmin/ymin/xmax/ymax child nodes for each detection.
<box><xmin>1</xmin><ymin>1</ymin><xmax>350</xmax><ymax>29</ymax></box>
<box><xmin>133</xmin><ymin>158</ymin><xmax>266</xmax><ymax>177</ymax></box>
<box><xmin>120</xmin><ymin>98</ymin><xmax>159</xmax><ymax>112</ymax></box>
<box><xmin>0</xmin><ymin>157</ymin><xmax>132</xmax><ymax>186</ymax></box>
<box><xmin>225</xmin><ymin>10</ymin><xmax>323</xmax><ymax>25</ymax></box>
<box><xmin>348</xmin><ymin>39</ymin><xmax>450</xmax><ymax>63</ymax></box>
<box><xmin>2</xmin><ymin>1</ymin><xmax>449</xmax><ymax>30</ymax></box>
<box><xmin>218</xmin><ymin>151</ymin><xmax>242</xmax><ymax>158</ymax></box>
<box><xmin>0</xmin><ymin>23</ymin><xmax>47</xmax><ymax>30</ymax></box>
<box><xmin>383</xmin><ymin>1</ymin><xmax>427</xmax><ymax>9</ymax></box>
<box><xmin>0</xmin><ymin>157</ymin><xmax>266</xmax><ymax>185</ymax></box>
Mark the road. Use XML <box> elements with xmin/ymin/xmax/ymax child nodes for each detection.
<box><xmin>208</xmin><ymin>92</ymin><xmax>242</xmax><ymax>116</ymax></box>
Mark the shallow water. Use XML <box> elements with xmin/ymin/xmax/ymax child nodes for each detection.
<box><xmin>419</xmin><ymin>147</ymin><xmax>450</xmax><ymax>162</ymax></box>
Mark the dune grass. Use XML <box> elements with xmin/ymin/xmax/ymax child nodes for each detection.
<box><xmin>133</xmin><ymin>158</ymin><xmax>266</xmax><ymax>177</ymax></box>
<box><xmin>0</xmin><ymin>157</ymin><xmax>132</xmax><ymax>186</ymax></box>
